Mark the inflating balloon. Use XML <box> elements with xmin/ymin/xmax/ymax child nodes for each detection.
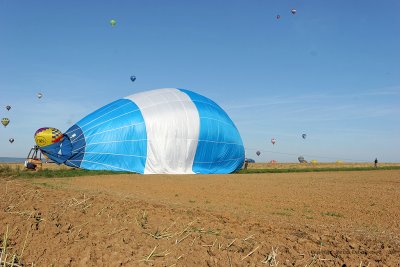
<box><xmin>110</xmin><ymin>19</ymin><xmax>116</xmax><ymax>27</ymax></box>
<box><xmin>35</xmin><ymin>88</ymin><xmax>244</xmax><ymax>174</ymax></box>
<box><xmin>37</xmin><ymin>93</ymin><xmax>43</xmax><ymax>99</ymax></box>
<box><xmin>256</xmin><ymin>151</ymin><xmax>261</xmax><ymax>156</ymax></box>
<box><xmin>302</xmin><ymin>133</ymin><xmax>307</xmax><ymax>139</ymax></box>
<box><xmin>1</xmin><ymin>118</ymin><xmax>10</xmax><ymax>127</ymax></box>
<box><xmin>34</xmin><ymin>127</ymin><xmax>63</xmax><ymax>147</ymax></box>
<box><xmin>130</xmin><ymin>75</ymin><xmax>136</xmax><ymax>82</ymax></box>
<box><xmin>6</xmin><ymin>105</ymin><xmax>11</xmax><ymax>111</ymax></box>
<box><xmin>9</xmin><ymin>138</ymin><xmax>14</xmax><ymax>143</ymax></box>
<box><xmin>271</xmin><ymin>138</ymin><xmax>276</xmax><ymax>145</ymax></box>
<box><xmin>291</xmin><ymin>8</ymin><xmax>297</xmax><ymax>15</ymax></box>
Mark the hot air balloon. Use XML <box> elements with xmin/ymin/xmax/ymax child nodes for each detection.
<box><xmin>291</xmin><ymin>8</ymin><xmax>297</xmax><ymax>15</ymax></box>
<box><xmin>298</xmin><ymin>156</ymin><xmax>306</xmax><ymax>163</ymax></box>
<box><xmin>302</xmin><ymin>133</ymin><xmax>307</xmax><ymax>139</ymax></box>
<box><xmin>130</xmin><ymin>75</ymin><xmax>136</xmax><ymax>82</ymax></box>
<box><xmin>1</xmin><ymin>118</ymin><xmax>10</xmax><ymax>127</ymax></box>
<box><xmin>37</xmin><ymin>93</ymin><xmax>43</xmax><ymax>99</ymax></box>
<box><xmin>6</xmin><ymin>105</ymin><xmax>11</xmax><ymax>111</ymax></box>
<box><xmin>9</xmin><ymin>138</ymin><xmax>14</xmax><ymax>143</ymax></box>
<box><xmin>110</xmin><ymin>19</ymin><xmax>116</xmax><ymax>27</ymax></box>
<box><xmin>271</xmin><ymin>138</ymin><xmax>276</xmax><ymax>145</ymax></box>
<box><xmin>276</xmin><ymin>15</ymin><xmax>281</xmax><ymax>19</ymax></box>
<box><xmin>35</xmin><ymin>88</ymin><xmax>245</xmax><ymax>174</ymax></box>
<box><xmin>256</xmin><ymin>151</ymin><xmax>261</xmax><ymax>156</ymax></box>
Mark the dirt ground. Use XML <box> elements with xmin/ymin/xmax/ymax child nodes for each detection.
<box><xmin>1</xmin><ymin>168</ymin><xmax>400</xmax><ymax>266</ymax></box>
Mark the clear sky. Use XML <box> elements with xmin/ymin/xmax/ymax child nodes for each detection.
<box><xmin>1</xmin><ymin>0</ymin><xmax>399</xmax><ymax>162</ymax></box>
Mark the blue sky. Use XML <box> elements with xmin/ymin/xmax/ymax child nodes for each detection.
<box><xmin>0</xmin><ymin>0</ymin><xmax>399</xmax><ymax>162</ymax></box>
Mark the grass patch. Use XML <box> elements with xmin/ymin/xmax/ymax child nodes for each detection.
<box><xmin>0</xmin><ymin>165</ymin><xmax>128</xmax><ymax>178</ymax></box>
<box><xmin>272</xmin><ymin>211</ymin><xmax>292</xmax><ymax>216</ymax></box>
<box><xmin>236</xmin><ymin>165</ymin><xmax>400</xmax><ymax>174</ymax></box>
<box><xmin>32</xmin><ymin>182</ymin><xmax>57</xmax><ymax>188</ymax></box>
<box><xmin>321</xmin><ymin>212</ymin><xmax>344</xmax><ymax>218</ymax></box>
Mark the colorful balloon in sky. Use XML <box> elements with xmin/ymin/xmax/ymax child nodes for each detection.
<box><xmin>1</xmin><ymin>118</ymin><xmax>10</xmax><ymax>127</ymax></box>
<box><xmin>291</xmin><ymin>8</ymin><xmax>297</xmax><ymax>15</ymax></box>
<box><xmin>130</xmin><ymin>75</ymin><xmax>136</xmax><ymax>82</ymax></box>
<box><xmin>271</xmin><ymin>138</ymin><xmax>276</xmax><ymax>145</ymax></box>
<box><xmin>110</xmin><ymin>19</ymin><xmax>116</xmax><ymax>27</ymax></box>
<box><xmin>35</xmin><ymin>88</ymin><xmax>244</xmax><ymax>174</ymax></box>
<box><xmin>37</xmin><ymin>92</ymin><xmax>43</xmax><ymax>99</ymax></box>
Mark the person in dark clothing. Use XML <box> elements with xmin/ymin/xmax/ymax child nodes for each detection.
<box><xmin>25</xmin><ymin>160</ymin><xmax>37</xmax><ymax>170</ymax></box>
<box><xmin>374</xmin><ymin>158</ymin><xmax>378</xmax><ymax>168</ymax></box>
<box><xmin>244</xmin><ymin>158</ymin><xmax>249</xmax><ymax>170</ymax></box>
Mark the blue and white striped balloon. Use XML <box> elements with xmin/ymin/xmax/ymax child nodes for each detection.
<box><xmin>38</xmin><ymin>88</ymin><xmax>245</xmax><ymax>174</ymax></box>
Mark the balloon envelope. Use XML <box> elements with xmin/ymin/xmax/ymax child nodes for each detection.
<box><xmin>110</xmin><ymin>19</ymin><xmax>116</xmax><ymax>27</ymax></box>
<box><xmin>298</xmin><ymin>156</ymin><xmax>306</xmax><ymax>163</ymax></box>
<box><xmin>271</xmin><ymin>138</ymin><xmax>276</xmax><ymax>145</ymax></box>
<box><xmin>130</xmin><ymin>75</ymin><xmax>136</xmax><ymax>82</ymax></box>
<box><xmin>37</xmin><ymin>93</ymin><xmax>43</xmax><ymax>99</ymax></box>
<box><xmin>9</xmin><ymin>138</ymin><xmax>14</xmax><ymax>143</ymax></box>
<box><xmin>1</xmin><ymin>118</ymin><xmax>10</xmax><ymax>127</ymax></box>
<box><xmin>291</xmin><ymin>8</ymin><xmax>297</xmax><ymax>14</ymax></box>
<box><xmin>302</xmin><ymin>133</ymin><xmax>307</xmax><ymax>139</ymax></box>
<box><xmin>35</xmin><ymin>88</ymin><xmax>244</xmax><ymax>174</ymax></box>
<box><xmin>6</xmin><ymin>105</ymin><xmax>11</xmax><ymax>111</ymax></box>
<box><xmin>256</xmin><ymin>151</ymin><xmax>261</xmax><ymax>156</ymax></box>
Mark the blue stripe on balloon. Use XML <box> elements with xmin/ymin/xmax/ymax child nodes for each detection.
<box><xmin>75</xmin><ymin>99</ymin><xmax>147</xmax><ymax>174</ymax></box>
<box><xmin>179</xmin><ymin>89</ymin><xmax>245</xmax><ymax>174</ymax></box>
<box><xmin>64</xmin><ymin>124</ymin><xmax>85</xmax><ymax>168</ymax></box>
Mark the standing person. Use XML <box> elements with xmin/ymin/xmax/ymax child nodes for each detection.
<box><xmin>374</xmin><ymin>158</ymin><xmax>378</xmax><ymax>168</ymax></box>
<box><xmin>244</xmin><ymin>158</ymin><xmax>249</xmax><ymax>170</ymax></box>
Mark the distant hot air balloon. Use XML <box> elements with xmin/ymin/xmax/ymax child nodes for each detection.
<box><xmin>37</xmin><ymin>92</ymin><xmax>43</xmax><ymax>99</ymax></box>
<box><xmin>276</xmin><ymin>15</ymin><xmax>281</xmax><ymax>19</ymax></box>
<box><xmin>1</xmin><ymin>118</ymin><xmax>10</xmax><ymax>127</ymax></box>
<box><xmin>130</xmin><ymin>75</ymin><xmax>136</xmax><ymax>82</ymax></box>
<box><xmin>9</xmin><ymin>138</ymin><xmax>14</xmax><ymax>143</ymax></box>
<box><xmin>256</xmin><ymin>151</ymin><xmax>261</xmax><ymax>156</ymax></box>
<box><xmin>291</xmin><ymin>8</ymin><xmax>297</xmax><ymax>15</ymax></box>
<box><xmin>298</xmin><ymin>156</ymin><xmax>306</xmax><ymax>163</ymax></box>
<box><xmin>6</xmin><ymin>105</ymin><xmax>11</xmax><ymax>111</ymax></box>
<box><xmin>110</xmin><ymin>19</ymin><xmax>116</xmax><ymax>27</ymax></box>
<box><xmin>302</xmin><ymin>133</ymin><xmax>307</xmax><ymax>139</ymax></box>
<box><xmin>271</xmin><ymin>138</ymin><xmax>276</xmax><ymax>145</ymax></box>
